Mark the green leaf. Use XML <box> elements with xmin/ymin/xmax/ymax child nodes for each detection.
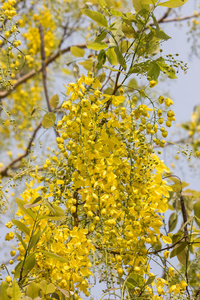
<box><xmin>11</xmin><ymin>219</ymin><xmax>30</xmax><ymax>236</ymax></box>
<box><xmin>87</xmin><ymin>41</ymin><xmax>108</xmax><ymax>50</ymax></box>
<box><xmin>156</xmin><ymin>58</ymin><xmax>177</xmax><ymax>79</ymax></box>
<box><xmin>195</xmin><ymin>215</ymin><xmax>200</xmax><ymax>227</ymax></box>
<box><xmin>170</xmin><ymin>241</ymin><xmax>187</xmax><ymax>258</ymax></box>
<box><xmin>194</xmin><ymin>201</ymin><xmax>200</xmax><ymax>226</ymax></box>
<box><xmin>96</xmin><ymin>50</ymin><xmax>106</xmax><ymax>69</ymax></box>
<box><xmin>42</xmin><ymin>112</ymin><xmax>56</xmax><ymax>129</ymax></box>
<box><xmin>114</xmin><ymin>46</ymin><xmax>126</xmax><ymax>70</ymax></box>
<box><xmin>26</xmin><ymin>282</ymin><xmax>41</xmax><ymax>299</ymax></box>
<box><xmin>23</xmin><ymin>253</ymin><xmax>36</xmax><ymax>276</ymax></box>
<box><xmin>145</xmin><ymin>37</ymin><xmax>160</xmax><ymax>55</ymax></box>
<box><xmin>46</xmin><ymin>202</ymin><xmax>65</xmax><ymax>216</ymax></box>
<box><xmin>15</xmin><ymin>233</ymin><xmax>26</xmax><ymax>250</ymax></box>
<box><xmin>41</xmin><ymin>251</ymin><xmax>68</xmax><ymax>263</ymax></box>
<box><xmin>158</xmin><ymin>0</ymin><xmax>188</xmax><ymax>8</ymax></box>
<box><xmin>39</xmin><ymin>281</ymin><xmax>48</xmax><ymax>294</ymax></box>
<box><xmin>122</xmin><ymin>22</ymin><xmax>136</xmax><ymax>38</ymax></box>
<box><xmin>168</xmin><ymin>212</ymin><xmax>178</xmax><ymax>232</ymax></box>
<box><xmin>61</xmin><ymin>68</ymin><xmax>71</xmax><ymax>75</ymax></box>
<box><xmin>15</xmin><ymin>198</ymin><xmax>36</xmax><ymax>220</ymax></box>
<box><xmin>97</xmin><ymin>0</ymin><xmax>108</xmax><ymax>10</ymax></box>
<box><xmin>0</xmin><ymin>282</ymin><xmax>9</xmax><ymax>300</ymax></box>
<box><xmin>169</xmin><ymin>179</ymin><xmax>189</xmax><ymax>192</ymax></box>
<box><xmin>132</xmin><ymin>0</ymin><xmax>150</xmax><ymax>12</ymax></box>
<box><xmin>94</xmin><ymin>31</ymin><xmax>107</xmax><ymax>42</ymax></box>
<box><xmin>184</xmin><ymin>197</ymin><xmax>193</xmax><ymax>216</ymax></box>
<box><xmin>106</xmin><ymin>47</ymin><xmax>118</xmax><ymax>66</ymax></box>
<box><xmin>145</xmin><ymin>276</ymin><xmax>155</xmax><ymax>286</ymax></box>
<box><xmin>110</xmin><ymin>9</ymin><xmax>124</xmax><ymax>17</ymax></box>
<box><xmin>97</xmin><ymin>72</ymin><xmax>106</xmax><ymax>83</ymax></box>
<box><xmin>70</xmin><ymin>46</ymin><xmax>85</xmax><ymax>57</ymax></box>
<box><xmin>78</xmin><ymin>59</ymin><xmax>93</xmax><ymax>71</ymax></box>
<box><xmin>147</xmin><ymin>62</ymin><xmax>160</xmax><ymax>80</ymax></box>
<box><xmin>6</xmin><ymin>280</ymin><xmax>21</xmax><ymax>300</ymax></box>
<box><xmin>119</xmin><ymin>40</ymin><xmax>130</xmax><ymax>53</ymax></box>
<box><xmin>177</xmin><ymin>248</ymin><xmax>187</xmax><ymax>265</ymax></box>
<box><xmin>46</xmin><ymin>283</ymin><xmax>56</xmax><ymax>295</ymax></box>
<box><xmin>127</xmin><ymin>78</ymin><xmax>138</xmax><ymax>90</ymax></box>
<box><xmin>102</xmin><ymin>65</ymin><xmax>120</xmax><ymax>72</ymax></box>
<box><xmin>14</xmin><ymin>254</ymin><xmax>36</xmax><ymax>279</ymax></box>
<box><xmin>50</xmin><ymin>94</ymin><xmax>59</xmax><ymax>109</ymax></box>
<box><xmin>82</xmin><ymin>9</ymin><xmax>108</xmax><ymax>27</ymax></box>
<box><xmin>156</xmin><ymin>29</ymin><xmax>170</xmax><ymax>41</ymax></box>
<box><xmin>126</xmin><ymin>273</ymin><xmax>144</xmax><ymax>289</ymax></box>
<box><xmin>172</xmin><ymin>231</ymin><xmax>184</xmax><ymax>243</ymax></box>
<box><xmin>38</xmin><ymin>214</ymin><xmax>65</xmax><ymax>221</ymax></box>
<box><xmin>24</xmin><ymin>196</ymin><xmax>42</xmax><ymax>209</ymax></box>
<box><xmin>194</xmin><ymin>200</ymin><xmax>200</xmax><ymax>218</ymax></box>
<box><xmin>29</xmin><ymin>230</ymin><xmax>42</xmax><ymax>251</ymax></box>
<box><xmin>14</xmin><ymin>261</ymin><xmax>23</xmax><ymax>279</ymax></box>
<box><xmin>39</xmin><ymin>281</ymin><xmax>56</xmax><ymax>295</ymax></box>
<box><xmin>152</xmin><ymin>13</ymin><xmax>159</xmax><ymax>31</ymax></box>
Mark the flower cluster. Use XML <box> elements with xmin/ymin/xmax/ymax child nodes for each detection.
<box><xmin>22</xmin><ymin>7</ymin><xmax>56</xmax><ymax>59</ymax></box>
<box><xmin>0</xmin><ymin>0</ymin><xmax>22</xmax><ymax>89</ymax></box>
<box><xmin>2</xmin><ymin>71</ymin><xmax>189</xmax><ymax>298</ymax></box>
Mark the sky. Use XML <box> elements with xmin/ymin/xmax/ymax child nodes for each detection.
<box><xmin>147</xmin><ymin>1</ymin><xmax>200</xmax><ymax>190</ymax></box>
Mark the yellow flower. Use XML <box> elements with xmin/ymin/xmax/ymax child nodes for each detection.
<box><xmin>6</xmin><ymin>276</ymin><xmax>12</xmax><ymax>283</ymax></box>
<box><xmin>5</xmin><ymin>221</ymin><xmax>13</xmax><ymax>228</ymax></box>
<box><xmin>164</xmin><ymin>250</ymin><xmax>169</xmax><ymax>259</ymax></box>
<box><xmin>180</xmin><ymin>280</ymin><xmax>187</xmax><ymax>289</ymax></box>
<box><xmin>168</xmin><ymin>267</ymin><xmax>174</xmax><ymax>277</ymax></box>
<box><xmin>149</xmin><ymin>80</ymin><xmax>157</xmax><ymax>88</ymax></box>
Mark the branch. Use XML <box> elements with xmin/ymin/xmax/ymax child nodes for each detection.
<box><xmin>58</xmin><ymin>20</ymin><xmax>69</xmax><ymax>49</ymax></box>
<box><xmin>157</xmin><ymin>8</ymin><xmax>171</xmax><ymax>23</ymax></box>
<box><xmin>0</xmin><ymin>42</ymin><xmax>87</xmax><ymax>99</ymax></box>
<box><xmin>39</xmin><ymin>25</ymin><xmax>51</xmax><ymax>112</ymax></box>
<box><xmin>39</xmin><ymin>25</ymin><xmax>60</xmax><ymax>138</ymax></box>
<box><xmin>154</xmin><ymin>136</ymin><xmax>191</xmax><ymax>148</ymax></box>
<box><xmin>163</xmin><ymin>174</ymin><xmax>189</xmax><ymax>242</ymax></box>
<box><xmin>0</xmin><ymin>122</ymin><xmax>41</xmax><ymax>176</ymax></box>
<box><xmin>148</xmin><ymin>235</ymin><xmax>186</xmax><ymax>255</ymax></box>
<box><xmin>159</xmin><ymin>12</ymin><xmax>200</xmax><ymax>24</ymax></box>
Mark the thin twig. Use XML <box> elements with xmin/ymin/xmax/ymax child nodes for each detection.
<box><xmin>39</xmin><ymin>25</ymin><xmax>60</xmax><ymax>138</ymax></box>
<box><xmin>163</xmin><ymin>174</ymin><xmax>190</xmax><ymax>297</ymax></box>
<box><xmin>159</xmin><ymin>12</ymin><xmax>200</xmax><ymax>24</ymax></box>
<box><xmin>0</xmin><ymin>42</ymin><xmax>87</xmax><ymax>99</ymax></box>
<box><xmin>0</xmin><ymin>122</ymin><xmax>41</xmax><ymax>176</ymax></box>
<box><xmin>148</xmin><ymin>235</ymin><xmax>186</xmax><ymax>254</ymax></box>
<box><xmin>157</xmin><ymin>8</ymin><xmax>171</xmax><ymax>23</ymax></box>
<box><xmin>163</xmin><ymin>174</ymin><xmax>189</xmax><ymax>242</ymax></box>
<box><xmin>58</xmin><ymin>20</ymin><xmax>69</xmax><ymax>49</ymax></box>
<box><xmin>39</xmin><ymin>25</ymin><xmax>51</xmax><ymax>113</ymax></box>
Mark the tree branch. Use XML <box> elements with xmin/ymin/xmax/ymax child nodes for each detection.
<box><xmin>159</xmin><ymin>12</ymin><xmax>200</xmax><ymax>24</ymax></box>
<box><xmin>163</xmin><ymin>174</ymin><xmax>189</xmax><ymax>242</ymax></box>
<box><xmin>0</xmin><ymin>42</ymin><xmax>87</xmax><ymax>99</ymax></box>
<box><xmin>0</xmin><ymin>122</ymin><xmax>41</xmax><ymax>176</ymax></box>
<box><xmin>39</xmin><ymin>25</ymin><xmax>51</xmax><ymax>112</ymax></box>
<box><xmin>39</xmin><ymin>25</ymin><xmax>60</xmax><ymax>138</ymax></box>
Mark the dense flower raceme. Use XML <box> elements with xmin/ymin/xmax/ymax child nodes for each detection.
<box><xmin>0</xmin><ymin>0</ymin><xmax>22</xmax><ymax>89</ymax></box>
<box><xmin>5</xmin><ymin>74</ymin><xmax>188</xmax><ymax>298</ymax></box>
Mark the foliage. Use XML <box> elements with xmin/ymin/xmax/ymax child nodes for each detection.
<box><xmin>1</xmin><ymin>0</ymin><xmax>200</xmax><ymax>300</ymax></box>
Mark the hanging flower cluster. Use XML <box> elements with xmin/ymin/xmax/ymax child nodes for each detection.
<box><xmin>0</xmin><ymin>0</ymin><xmax>22</xmax><ymax>90</ymax></box>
